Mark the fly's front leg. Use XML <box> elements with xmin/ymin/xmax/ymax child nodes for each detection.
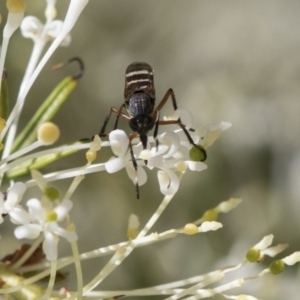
<box><xmin>99</xmin><ymin>105</ymin><xmax>130</xmax><ymax>137</ymax></box>
<box><xmin>153</xmin><ymin>111</ymin><xmax>160</xmax><ymax>150</ymax></box>
<box><xmin>129</xmin><ymin>132</ymin><xmax>140</xmax><ymax>199</ymax></box>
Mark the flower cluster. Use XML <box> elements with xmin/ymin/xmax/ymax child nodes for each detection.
<box><xmin>105</xmin><ymin>119</ymin><xmax>231</xmax><ymax>196</ymax></box>
<box><xmin>0</xmin><ymin>1</ymin><xmax>299</xmax><ymax>300</ymax></box>
<box><xmin>0</xmin><ymin>176</ymin><xmax>77</xmax><ymax>262</ymax></box>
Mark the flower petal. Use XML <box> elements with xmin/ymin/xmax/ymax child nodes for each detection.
<box><xmin>31</xmin><ymin>169</ymin><xmax>47</xmax><ymax>190</ymax></box>
<box><xmin>282</xmin><ymin>252</ymin><xmax>300</xmax><ymax>266</ymax></box>
<box><xmin>164</xmin><ymin>107</ymin><xmax>194</xmax><ymax>129</ymax></box>
<box><xmin>49</xmin><ymin>223</ymin><xmax>78</xmax><ymax>242</ymax></box>
<box><xmin>125</xmin><ymin>163</ymin><xmax>147</xmax><ymax>186</ymax></box>
<box><xmin>46</xmin><ymin>20</ymin><xmax>64</xmax><ymax>39</ymax></box>
<box><xmin>5</xmin><ymin>182</ymin><xmax>27</xmax><ymax>209</ymax></box>
<box><xmin>105</xmin><ymin>157</ymin><xmax>126</xmax><ymax>173</ymax></box>
<box><xmin>43</xmin><ymin>231</ymin><xmax>57</xmax><ymax>261</ymax></box>
<box><xmin>20</xmin><ymin>16</ymin><xmax>43</xmax><ymax>40</ymax></box>
<box><xmin>14</xmin><ymin>224</ymin><xmax>42</xmax><ymax>239</ymax></box>
<box><xmin>9</xmin><ymin>206</ymin><xmax>31</xmax><ymax>225</ymax></box>
<box><xmin>254</xmin><ymin>234</ymin><xmax>274</xmax><ymax>251</ymax></box>
<box><xmin>157</xmin><ymin>168</ymin><xmax>179</xmax><ymax>195</ymax></box>
<box><xmin>184</xmin><ymin>160</ymin><xmax>207</xmax><ymax>172</ymax></box>
<box><xmin>147</xmin><ymin>154</ymin><xmax>163</xmax><ymax>169</ymax></box>
<box><xmin>159</xmin><ymin>131</ymin><xmax>180</xmax><ymax>158</ymax></box>
<box><xmin>54</xmin><ymin>200</ymin><xmax>73</xmax><ymax>221</ymax></box>
<box><xmin>27</xmin><ymin>198</ymin><xmax>44</xmax><ymax>224</ymax></box>
<box><xmin>109</xmin><ymin>130</ymin><xmax>129</xmax><ymax>156</ymax></box>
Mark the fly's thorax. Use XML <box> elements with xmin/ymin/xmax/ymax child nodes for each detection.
<box><xmin>126</xmin><ymin>93</ymin><xmax>154</xmax><ymax>118</ymax></box>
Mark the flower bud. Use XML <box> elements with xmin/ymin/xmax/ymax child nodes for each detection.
<box><xmin>37</xmin><ymin>122</ymin><xmax>60</xmax><ymax>145</ymax></box>
<box><xmin>86</xmin><ymin>150</ymin><xmax>97</xmax><ymax>163</ymax></box>
<box><xmin>184</xmin><ymin>223</ymin><xmax>198</xmax><ymax>235</ymax></box>
<box><xmin>7</xmin><ymin>0</ymin><xmax>27</xmax><ymax>13</ymax></box>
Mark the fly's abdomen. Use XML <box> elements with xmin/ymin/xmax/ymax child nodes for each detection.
<box><xmin>124</xmin><ymin>62</ymin><xmax>155</xmax><ymax>101</ymax></box>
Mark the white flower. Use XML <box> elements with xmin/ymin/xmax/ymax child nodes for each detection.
<box><xmin>14</xmin><ymin>198</ymin><xmax>77</xmax><ymax>261</ymax></box>
<box><xmin>0</xmin><ymin>182</ymin><xmax>28</xmax><ymax>225</ymax></box>
<box><xmin>104</xmin><ymin>109</ymin><xmax>230</xmax><ymax>196</ymax></box>
<box><xmin>253</xmin><ymin>234</ymin><xmax>274</xmax><ymax>251</ymax></box>
<box><xmin>282</xmin><ymin>251</ymin><xmax>300</xmax><ymax>266</ymax></box>
<box><xmin>105</xmin><ymin>130</ymin><xmax>147</xmax><ymax>186</ymax></box>
<box><xmin>20</xmin><ymin>16</ymin><xmax>71</xmax><ymax>46</ymax></box>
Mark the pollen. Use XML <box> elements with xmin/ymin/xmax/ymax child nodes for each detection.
<box><xmin>189</xmin><ymin>145</ymin><xmax>206</xmax><ymax>161</ymax></box>
<box><xmin>6</xmin><ymin>0</ymin><xmax>27</xmax><ymax>13</ymax></box>
<box><xmin>246</xmin><ymin>248</ymin><xmax>261</xmax><ymax>262</ymax></box>
<box><xmin>269</xmin><ymin>259</ymin><xmax>285</xmax><ymax>275</ymax></box>
<box><xmin>46</xmin><ymin>210</ymin><xmax>58</xmax><ymax>222</ymax></box>
<box><xmin>184</xmin><ymin>223</ymin><xmax>198</xmax><ymax>235</ymax></box>
<box><xmin>37</xmin><ymin>122</ymin><xmax>60</xmax><ymax>145</ymax></box>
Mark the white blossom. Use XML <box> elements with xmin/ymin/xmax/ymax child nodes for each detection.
<box><xmin>282</xmin><ymin>252</ymin><xmax>300</xmax><ymax>266</ymax></box>
<box><xmin>103</xmin><ymin>111</ymin><xmax>232</xmax><ymax>196</ymax></box>
<box><xmin>20</xmin><ymin>16</ymin><xmax>71</xmax><ymax>46</ymax></box>
<box><xmin>14</xmin><ymin>198</ymin><xmax>77</xmax><ymax>261</ymax></box>
<box><xmin>0</xmin><ymin>182</ymin><xmax>28</xmax><ymax>225</ymax></box>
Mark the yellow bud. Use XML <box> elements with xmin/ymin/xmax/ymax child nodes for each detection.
<box><xmin>176</xmin><ymin>161</ymin><xmax>188</xmax><ymax>173</ymax></box>
<box><xmin>38</xmin><ymin>122</ymin><xmax>60</xmax><ymax>145</ymax></box>
<box><xmin>127</xmin><ymin>228</ymin><xmax>139</xmax><ymax>240</ymax></box>
<box><xmin>184</xmin><ymin>223</ymin><xmax>198</xmax><ymax>235</ymax></box>
<box><xmin>86</xmin><ymin>150</ymin><xmax>97</xmax><ymax>162</ymax></box>
<box><xmin>202</xmin><ymin>209</ymin><xmax>218</xmax><ymax>221</ymax></box>
<box><xmin>6</xmin><ymin>0</ymin><xmax>27</xmax><ymax>13</ymax></box>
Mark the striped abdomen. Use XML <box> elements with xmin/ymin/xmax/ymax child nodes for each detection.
<box><xmin>124</xmin><ymin>62</ymin><xmax>155</xmax><ymax>102</ymax></box>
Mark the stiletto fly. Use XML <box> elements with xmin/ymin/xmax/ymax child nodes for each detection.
<box><xmin>100</xmin><ymin>62</ymin><xmax>206</xmax><ymax>199</ymax></box>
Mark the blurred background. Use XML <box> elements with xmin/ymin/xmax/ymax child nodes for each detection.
<box><xmin>1</xmin><ymin>0</ymin><xmax>300</xmax><ymax>299</ymax></box>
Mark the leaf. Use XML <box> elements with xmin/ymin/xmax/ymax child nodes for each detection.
<box><xmin>0</xmin><ymin>71</ymin><xmax>9</xmax><ymax>120</ymax></box>
<box><xmin>11</xmin><ymin>76</ymin><xmax>78</xmax><ymax>153</ymax></box>
<box><xmin>6</xmin><ymin>140</ymin><xmax>86</xmax><ymax>179</ymax></box>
